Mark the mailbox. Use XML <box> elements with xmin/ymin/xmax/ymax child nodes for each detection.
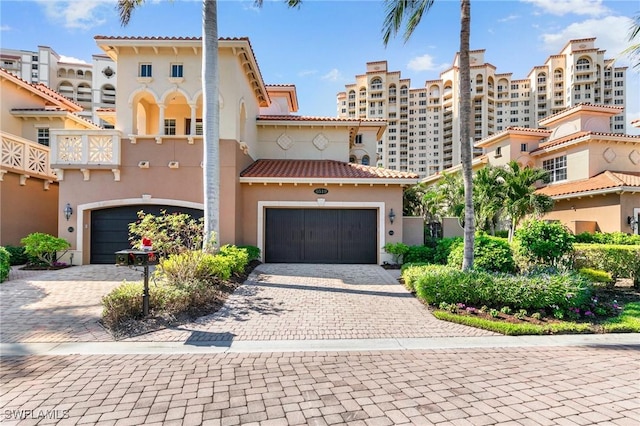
<box><xmin>115</xmin><ymin>250</ymin><xmax>159</xmax><ymax>266</ymax></box>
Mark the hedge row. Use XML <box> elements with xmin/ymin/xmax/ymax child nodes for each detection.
<box><xmin>573</xmin><ymin>244</ymin><xmax>640</xmax><ymax>286</ymax></box>
<box><xmin>403</xmin><ymin>264</ymin><xmax>592</xmax><ymax>313</ymax></box>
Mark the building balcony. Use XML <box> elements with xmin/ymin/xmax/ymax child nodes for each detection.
<box><xmin>0</xmin><ymin>131</ymin><xmax>56</xmax><ymax>181</ymax></box>
<box><xmin>50</xmin><ymin>129</ymin><xmax>122</xmax><ymax>174</ymax></box>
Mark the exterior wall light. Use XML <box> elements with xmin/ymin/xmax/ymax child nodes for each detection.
<box><xmin>389</xmin><ymin>208</ymin><xmax>396</xmax><ymax>224</ymax></box>
<box><xmin>64</xmin><ymin>203</ymin><xmax>73</xmax><ymax>221</ymax></box>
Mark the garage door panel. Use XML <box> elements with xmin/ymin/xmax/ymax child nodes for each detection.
<box><xmin>265</xmin><ymin>209</ymin><xmax>304</xmax><ymax>263</ymax></box>
<box><xmin>90</xmin><ymin>205</ymin><xmax>203</xmax><ymax>264</ymax></box>
<box><xmin>265</xmin><ymin>208</ymin><xmax>377</xmax><ymax>264</ymax></box>
<box><xmin>304</xmin><ymin>209</ymin><xmax>339</xmax><ymax>263</ymax></box>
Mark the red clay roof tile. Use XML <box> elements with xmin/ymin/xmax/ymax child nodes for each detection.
<box><xmin>240</xmin><ymin>159</ymin><xmax>418</xmax><ymax>179</ymax></box>
<box><xmin>536</xmin><ymin>171</ymin><xmax>640</xmax><ymax>197</ymax></box>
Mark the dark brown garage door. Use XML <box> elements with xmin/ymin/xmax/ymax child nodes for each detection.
<box><xmin>90</xmin><ymin>205</ymin><xmax>203</xmax><ymax>264</ymax></box>
<box><xmin>265</xmin><ymin>209</ymin><xmax>377</xmax><ymax>264</ymax></box>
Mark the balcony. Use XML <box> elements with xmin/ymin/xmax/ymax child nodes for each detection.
<box><xmin>1</xmin><ymin>131</ymin><xmax>56</xmax><ymax>181</ymax></box>
<box><xmin>50</xmin><ymin>130</ymin><xmax>122</xmax><ymax>179</ymax></box>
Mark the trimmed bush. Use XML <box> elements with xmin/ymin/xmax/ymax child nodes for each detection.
<box><xmin>433</xmin><ymin>237</ymin><xmax>462</xmax><ymax>265</ymax></box>
<box><xmin>238</xmin><ymin>245</ymin><xmax>261</xmax><ymax>261</ymax></box>
<box><xmin>400</xmin><ymin>263</ymin><xmax>431</xmax><ymax>292</ymax></box>
<box><xmin>413</xmin><ymin>264</ymin><xmax>592</xmax><ymax>314</ymax></box>
<box><xmin>573</xmin><ymin>243</ymin><xmax>640</xmax><ymax>287</ymax></box>
<box><xmin>447</xmin><ymin>233</ymin><xmax>515</xmax><ymax>273</ymax></box>
<box><xmin>159</xmin><ymin>250</ymin><xmax>235</xmax><ymax>285</ymax></box>
<box><xmin>575</xmin><ymin>231</ymin><xmax>640</xmax><ymax>246</ymax></box>
<box><xmin>404</xmin><ymin>245</ymin><xmax>436</xmax><ymax>264</ymax></box>
<box><xmin>219</xmin><ymin>245</ymin><xmax>250</xmax><ymax>274</ymax></box>
<box><xmin>578</xmin><ymin>268</ymin><xmax>614</xmax><ymax>286</ymax></box>
<box><xmin>4</xmin><ymin>245</ymin><xmax>29</xmax><ymax>266</ymax></box>
<box><xmin>514</xmin><ymin>219</ymin><xmax>574</xmax><ymax>270</ymax></box>
<box><xmin>0</xmin><ymin>247</ymin><xmax>10</xmax><ymax>283</ymax></box>
<box><xmin>20</xmin><ymin>233</ymin><xmax>70</xmax><ymax>266</ymax></box>
<box><xmin>383</xmin><ymin>242</ymin><xmax>409</xmax><ymax>264</ymax></box>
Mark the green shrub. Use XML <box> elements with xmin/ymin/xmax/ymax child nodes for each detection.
<box><xmin>447</xmin><ymin>233</ymin><xmax>515</xmax><ymax>273</ymax></box>
<box><xmin>573</xmin><ymin>243</ymin><xmax>640</xmax><ymax>287</ymax></box>
<box><xmin>20</xmin><ymin>233</ymin><xmax>70</xmax><ymax>266</ymax></box>
<box><xmin>575</xmin><ymin>231</ymin><xmax>640</xmax><ymax>245</ymax></box>
<box><xmin>159</xmin><ymin>250</ymin><xmax>234</xmax><ymax>285</ymax></box>
<box><xmin>4</xmin><ymin>245</ymin><xmax>29</xmax><ymax>265</ymax></box>
<box><xmin>413</xmin><ymin>264</ymin><xmax>592</xmax><ymax>314</ymax></box>
<box><xmin>128</xmin><ymin>210</ymin><xmax>205</xmax><ymax>258</ymax></box>
<box><xmin>383</xmin><ymin>242</ymin><xmax>409</xmax><ymax>264</ymax></box>
<box><xmin>101</xmin><ymin>279</ymin><xmax>220</xmax><ymax>329</ymax></box>
<box><xmin>218</xmin><ymin>245</ymin><xmax>249</xmax><ymax>275</ymax></box>
<box><xmin>514</xmin><ymin>219</ymin><xmax>574</xmax><ymax>270</ymax></box>
<box><xmin>404</xmin><ymin>245</ymin><xmax>435</xmax><ymax>264</ymax></box>
<box><xmin>400</xmin><ymin>263</ymin><xmax>431</xmax><ymax>292</ymax></box>
<box><xmin>0</xmin><ymin>247</ymin><xmax>10</xmax><ymax>283</ymax></box>
<box><xmin>237</xmin><ymin>245</ymin><xmax>261</xmax><ymax>261</ymax></box>
<box><xmin>433</xmin><ymin>237</ymin><xmax>462</xmax><ymax>265</ymax></box>
<box><xmin>578</xmin><ymin>268</ymin><xmax>614</xmax><ymax>286</ymax></box>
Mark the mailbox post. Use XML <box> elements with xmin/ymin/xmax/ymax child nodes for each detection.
<box><xmin>115</xmin><ymin>250</ymin><xmax>159</xmax><ymax>316</ymax></box>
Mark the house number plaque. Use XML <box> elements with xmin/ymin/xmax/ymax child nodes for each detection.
<box><xmin>314</xmin><ymin>188</ymin><xmax>329</xmax><ymax>195</ymax></box>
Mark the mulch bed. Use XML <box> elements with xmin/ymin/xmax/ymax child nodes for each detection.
<box><xmin>105</xmin><ymin>260</ymin><xmax>261</xmax><ymax>340</ymax></box>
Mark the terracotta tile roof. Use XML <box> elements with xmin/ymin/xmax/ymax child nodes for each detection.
<box><xmin>538</xmin><ymin>103</ymin><xmax>624</xmax><ymax>126</ymax></box>
<box><xmin>1</xmin><ymin>68</ymin><xmax>82</xmax><ymax>111</ymax></box>
<box><xmin>531</xmin><ymin>131</ymin><xmax>640</xmax><ymax>153</ymax></box>
<box><xmin>11</xmin><ymin>108</ymin><xmax>101</xmax><ymax>128</ymax></box>
<box><xmin>537</xmin><ymin>171</ymin><xmax>640</xmax><ymax>197</ymax></box>
<box><xmin>240</xmin><ymin>159</ymin><xmax>418</xmax><ymax>179</ymax></box>
<box><xmin>257</xmin><ymin>115</ymin><xmax>385</xmax><ymax>123</ymax></box>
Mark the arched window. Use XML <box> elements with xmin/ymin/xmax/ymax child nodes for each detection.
<box><xmin>349</xmin><ymin>155</ymin><xmax>356</xmax><ymax>163</ymax></box>
<box><xmin>576</xmin><ymin>58</ymin><xmax>591</xmax><ymax>71</ymax></box>
<box><xmin>77</xmin><ymin>69</ymin><xmax>84</xmax><ymax>78</ymax></box>
<box><xmin>77</xmin><ymin>83</ymin><xmax>91</xmax><ymax>102</ymax></box>
<box><xmin>362</xmin><ymin>155</ymin><xmax>370</xmax><ymax>165</ymax></box>
<box><xmin>370</xmin><ymin>77</ymin><xmax>383</xmax><ymax>91</ymax></box>
<box><xmin>58</xmin><ymin>81</ymin><xmax>74</xmax><ymax>99</ymax></box>
<box><xmin>348</xmin><ymin>90</ymin><xmax>356</xmax><ymax>100</ymax></box>
<box><xmin>101</xmin><ymin>84</ymin><xmax>115</xmax><ymax>105</ymax></box>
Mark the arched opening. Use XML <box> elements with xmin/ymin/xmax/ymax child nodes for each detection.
<box><xmin>77</xmin><ymin>83</ymin><xmax>91</xmax><ymax>103</ymax></box>
<box><xmin>362</xmin><ymin>155</ymin><xmax>370</xmax><ymax>166</ymax></box>
<box><xmin>101</xmin><ymin>84</ymin><xmax>115</xmax><ymax>105</ymax></box>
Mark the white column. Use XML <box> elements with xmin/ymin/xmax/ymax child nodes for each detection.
<box><xmin>190</xmin><ymin>104</ymin><xmax>197</xmax><ymax>135</ymax></box>
<box><xmin>158</xmin><ymin>105</ymin><xmax>166</xmax><ymax>135</ymax></box>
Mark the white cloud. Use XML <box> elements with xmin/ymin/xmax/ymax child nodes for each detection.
<box><xmin>321</xmin><ymin>68</ymin><xmax>342</xmax><ymax>82</ymax></box>
<box><xmin>498</xmin><ymin>14</ymin><xmax>520</xmax><ymax>23</ymax></box>
<box><xmin>522</xmin><ymin>0</ymin><xmax>609</xmax><ymax>17</ymax></box>
<box><xmin>59</xmin><ymin>55</ymin><xmax>89</xmax><ymax>64</ymax></box>
<box><xmin>0</xmin><ymin>25</ymin><xmax>11</xmax><ymax>31</ymax></box>
<box><xmin>407</xmin><ymin>53</ymin><xmax>447</xmax><ymax>72</ymax></box>
<box><xmin>36</xmin><ymin>0</ymin><xmax>113</xmax><ymax>30</ymax></box>
<box><xmin>539</xmin><ymin>15</ymin><xmax>635</xmax><ymax>62</ymax></box>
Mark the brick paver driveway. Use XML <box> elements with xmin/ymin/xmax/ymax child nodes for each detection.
<box><xmin>125</xmin><ymin>264</ymin><xmax>495</xmax><ymax>342</ymax></box>
<box><xmin>0</xmin><ymin>266</ymin><xmax>141</xmax><ymax>343</ymax></box>
<box><xmin>1</xmin><ymin>346</ymin><xmax>638</xmax><ymax>425</ymax></box>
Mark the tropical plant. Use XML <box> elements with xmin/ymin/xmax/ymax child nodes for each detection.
<box><xmin>383</xmin><ymin>0</ymin><xmax>474</xmax><ymax>269</ymax></box>
<box><xmin>128</xmin><ymin>210</ymin><xmax>204</xmax><ymax>258</ymax></box>
<box><xmin>472</xmin><ymin>166</ymin><xmax>505</xmax><ymax>235</ymax></box>
<box><xmin>622</xmin><ymin>13</ymin><xmax>640</xmax><ymax>68</ymax></box>
<box><xmin>0</xmin><ymin>247</ymin><xmax>10</xmax><ymax>283</ymax></box>
<box><xmin>500</xmin><ymin>161</ymin><xmax>553</xmax><ymax>241</ymax></box>
<box><xmin>20</xmin><ymin>233</ymin><xmax>70</xmax><ymax>266</ymax></box>
<box><xmin>384</xmin><ymin>242</ymin><xmax>410</xmax><ymax>264</ymax></box>
<box><xmin>513</xmin><ymin>219</ymin><xmax>575</xmax><ymax>270</ymax></box>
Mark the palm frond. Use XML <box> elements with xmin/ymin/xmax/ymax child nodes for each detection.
<box><xmin>117</xmin><ymin>0</ymin><xmax>144</xmax><ymax>27</ymax></box>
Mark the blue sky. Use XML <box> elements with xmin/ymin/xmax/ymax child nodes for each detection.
<box><xmin>1</xmin><ymin>0</ymin><xmax>639</xmax><ymax>131</ymax></box>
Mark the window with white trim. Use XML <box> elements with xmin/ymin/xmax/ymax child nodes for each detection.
<box><xmin>37</xmin><ymin>128</ymin><xmax>50</xmax><ymax>146</ymax></box>
<box><xmin>164</xmin><ymin>119</ymin><xmax>176</xmax><ymax>135</ymax></box>
<box><xmin>171</xmin><ymin>63</ymin><xmax>183</xmax><ymax>78</ymax></box>
<box><xmin>543</xmin><ymin>155</ymin><xmax>567</xmax><ymax>182</ymax></box>
<box><xmin>139</xmin><ymin>63</ymin><xmax>152</xmax><ymax>77</ymax></box>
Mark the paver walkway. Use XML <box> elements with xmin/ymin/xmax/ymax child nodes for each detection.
<box><xmin>1</xmin><ymin>346</ymin><xmax>638</xmax><ymax>425</ymax></box>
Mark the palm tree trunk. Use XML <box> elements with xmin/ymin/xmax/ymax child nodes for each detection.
<box><xmin>202</xmin><ymin>0</ymin><xmax>220</xmax><ymax>251</ymax></box>
<box><xmin>459</xmin><ymin>0</ymin><xmax>474</xmax><ymax>270</ymax></box>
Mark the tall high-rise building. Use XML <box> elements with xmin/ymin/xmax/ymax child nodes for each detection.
<box><xmin>337</xmin><ymin>38</ymin><xmax>627</xmax><ymax>177</ymax></box>
<box><xmin>1</xmin><ymin>45</ymin><xmax>116</xmax><ymax>127</ymax></box>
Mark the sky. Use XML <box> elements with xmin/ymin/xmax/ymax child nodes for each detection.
<box><xmin>1</xmin><ymin>0</ymin><xmax>639</xmax><ymax>133</ymax></box>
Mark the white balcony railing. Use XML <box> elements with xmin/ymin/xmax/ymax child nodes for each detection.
<box><xmin>50</xmin><ymin>130</ymin><xmax>121</xmax><ymax>168</ymax></box>
<box><xmin>1</xmin><ymin>131</ymin><xmax>55</xmax><ymax>180</ymax></box>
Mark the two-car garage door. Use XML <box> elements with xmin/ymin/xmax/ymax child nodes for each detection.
<box><xmin>265</xmin><ymin>208</ymin><xmax>378</xmax><ymax>264</ymax></box>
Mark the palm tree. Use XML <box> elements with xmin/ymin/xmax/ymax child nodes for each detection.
<box><xmin>383</xmin><ymin>0</ymin><xmax>474</xmax><ymax>269</ymax></box>
<box><xmin>622</xmin><ymin>13</ymin><xmax>640</xmax><ymax>68</ymax></box>
<box><xmin>501</xmin><ymin>161</ymin><xmax>554</xmax><ymax>241</ymax></box>
<box><xmin>473</xmin><ymin>166</ymin><xmax>505</xmax><ymax>235</ymax></box>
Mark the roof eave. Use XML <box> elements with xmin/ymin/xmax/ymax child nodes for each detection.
<box><xmin>545</xmin><ymin>185</ymin><xmax>640</xmax><ymax>200</ymax></box>
<box><xmin>239</xmin><ymin>177</ymin><xmax>419</xmax><ymax>185</ymax></box>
